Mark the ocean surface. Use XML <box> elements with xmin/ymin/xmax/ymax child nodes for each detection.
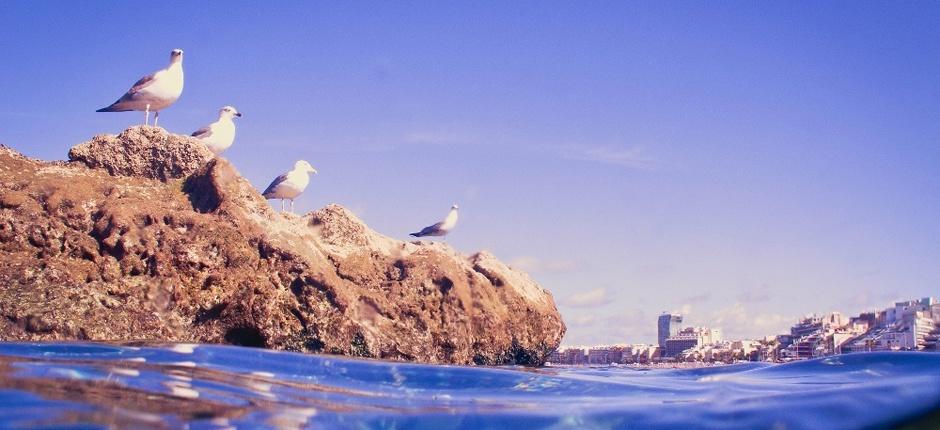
<box><xmin>0</xmin><ymin>343</ymin><xmax>937</xmax><ymax>429</ymax></box>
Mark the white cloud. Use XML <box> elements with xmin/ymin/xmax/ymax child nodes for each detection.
<box><xmin>674</xmin><ymin>303</ymin><xmax>693</xmax><ymax>316</ymax></box>
<box><xmin>562</xmin><ymin>288</ymin><xmax>609</xmax><ymax>308</ymax></box>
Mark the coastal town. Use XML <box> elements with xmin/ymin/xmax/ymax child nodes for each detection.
<box><xmin>548</xmin><ymin>297</ymin><xmax>940</xmax><ymax>365</ymax></box>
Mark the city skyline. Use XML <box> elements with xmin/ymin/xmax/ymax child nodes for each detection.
<box><xmin>558</xmin><ymin>296</ymin><xmax>939</xmax><ymax>349</ymax></box>
<box><xmin>550</xmin><ymin>296</ymin><xmax>940</xmax><ymax>366</ymax></box>
<box><xmin>2</xmin><ymin>3</ymin><xmax>940</xmax><ymax>345</ymax></box>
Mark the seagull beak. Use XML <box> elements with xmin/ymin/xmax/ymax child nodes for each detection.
<box><xmin>310</xmin><ymin>168</ymin><xmax>318</xmax><ymax>174</ymax></box>
<box><xmin>235</xmin><ymin>112</ymin><xmax>242</xmax><ymax>117</ymax></box>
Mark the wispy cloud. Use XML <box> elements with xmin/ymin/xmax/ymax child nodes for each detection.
<box><xmin>736</xmin><ymin>284</ymin><xmax>772</xmax><ymax>303</ymax></box>
<box><xmin>681</xmin><ymin>292</ymin><xmax>712</xmax><ymax>303</ymax></box>
<box><xmin>510</xmin><ymin>256</ymin><xmax>582</xmax><ymax>274</ymax></box>
<box><xmin>563</xmin><ymin>145</ymin><xmax>655</xmax><ymax>170</ymax></box>
<box><xmin>849</xmin><ymin>289</ymin><xmax>902</xmax><ymax>310</ymax></box>
<box><xmin>707</xmin><ymin>302</ymin><xmax>792</xmax><ymax>340</ymax></box>
<box><xmin>601</xmin><ymin>310</ymin><xmax>657</xmax><ymax>343</ymax></box>
<box><xmin>562</xmin><ymin>310</ymin><xmax>656</xmax><ymax>347</ymax></box>
<box><xmin>569</xmin><ymin>314</ymin><xmax>599</xmax><ymax>327</ymax></box>
<box><xmin>562</xmin><ymin>288</ymin><xmax>609</xmax><ymax>308</ymax></box>
<box><xmin>402</xmin><ymin>131</ymin><xmax>469</xmax><ymax>145</ymax></box>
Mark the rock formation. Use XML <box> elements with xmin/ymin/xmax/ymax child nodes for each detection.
<box><xmin>0</xmin><ymin>126</ymin><xmax>565</xmax><ymax>365</ymax></box>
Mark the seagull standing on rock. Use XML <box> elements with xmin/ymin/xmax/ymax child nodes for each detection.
<box><xmin>97</xmin><ymin>49</ymin><xmax>185</xmax><ymax>127</ymax></box>
<box><xmin>191</xmin><ymin>106</ymin><xmax>242</xmax><ymax>155</ymax></box>
<box><xmin>410</xmin><ymin>204</ymin><xmax>459</xmax><ymax>238</ymax></box>
<box><xmin>262</xmin><ymin>160</ymin><xmax>318</xmax><ymax>213</ymax></box>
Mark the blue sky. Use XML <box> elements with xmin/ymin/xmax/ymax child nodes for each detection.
<box><xmin>2</xmin><ymin>2</ymin><xmax>939</xmax><ymax>345</ymax></box>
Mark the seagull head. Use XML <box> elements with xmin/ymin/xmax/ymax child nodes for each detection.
<box><xmin>219</xmin><ymin>106</ymin><xmax>242</xmax><ymax>119</ymax></box>
<box><xmin>170</xmin><ymin>49</ymin><xmax>184</xmax><ymax>63</ymax></box>
<box><xmin>451</xmin><ymin>204</ymin><xmax>459</xmax><ymax>210</ymax></box>
<box><xmin>295</xmin><ymin>160</ymin><xmax>318</xmax><ymax>175</ymax></box>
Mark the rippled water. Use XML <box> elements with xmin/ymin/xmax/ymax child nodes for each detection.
<box><xmin>0</xmin><ymin>343</ymin><xmax>938</xmax><ymax>429</ymax></box>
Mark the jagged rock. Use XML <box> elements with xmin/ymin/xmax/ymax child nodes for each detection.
<box><xmin>0</xmin><ymin>129</ymin><xmax>565</xmax><ymax>366</ymax></box>
<box><xmin>68</xmin><ymin>126</ymin><xmax>214</xmax><ymax>181</ymax></box>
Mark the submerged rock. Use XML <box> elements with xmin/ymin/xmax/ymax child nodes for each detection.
<box><xmin>0</xmin><ymin>128</ymin><xmax>565</xmax><ymax>365</ymax></box>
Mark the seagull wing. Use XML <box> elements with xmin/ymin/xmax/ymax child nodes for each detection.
<box><xmin>97</xmin><ymin>72</ymin><xmax>160</xmax><ymax>112</ymax></box>
<box><xmin>411</xmin><ymin>221</ymin><xmax>445</xmax><ymax>237</ymax></box>
<box><xmin>126</xmin><ymin>73</ymin><xmax>158</xmax><ymax>95</ymax></box>
<box><xmin>191</xmin><ymin>126</ymin><xmax>212</xmax><ymax>139</ymax></box>
<box><xmin>262</xmin><ymin>174</ymin><xmax>289</xmax><ymax>198</ymax></box>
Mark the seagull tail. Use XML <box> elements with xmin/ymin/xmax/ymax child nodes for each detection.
<box><xmin>409</xmin><ymin>232</ymin><xmax>422</xmax><ymax>237</ymax></box>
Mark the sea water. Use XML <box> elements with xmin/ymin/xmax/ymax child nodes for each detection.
<box><xmin>0</xmin><ymin>342</ymin><xmax>937</xmax><ymax>429</ymax></box>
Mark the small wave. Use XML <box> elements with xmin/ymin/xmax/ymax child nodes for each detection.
<box><xmin>0</xmin><ymin>342</ymin><xmax>937</xmax><ymax>429</ymax></box>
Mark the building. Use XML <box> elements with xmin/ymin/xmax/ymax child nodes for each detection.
<box><xmin>587</xmin><ymin>346</ymin><xmax>610</xmax><ymax>365</ymax></box>
<box><xmin>546</xmin><ymin>347</ymin><xmax>588</xmax><ymax>365</ymax></box>
<box><xmin>782</xmin><ymin>299</ymin><xmax>940</xmax><ymax>357</ymax></box>
<box><xmin>606</xmin><ymin>346</ymin><xmax>625</xmax><ymax>364</ymax></box>
<box><xmin>582</xmin><ymin>345</ymin><xmax>630</xmax><ymax>365</ymax></box>
<box><xmin>619</xmin><ymin>345</ymin><xmax>635</xmax><ymax>363</ymax></box>
<box><xmin>633</xmin><ymin>344</ymin><xmax>660</xmax><ymax>364</ymax></box>
<box><xmin>839</xmin><ymin>300</ymin><xmax>940</xmax><ymax>354</ymax></box>
<box><xmin>664</xmin><ymin>327</ymin><xmax>721</xmax><ymax>358</ymax></box>
<box><xmin>886</xmin><ymin>298</ymin><xmax>936</xmax><ymax>324</ymax></box>
<box><xmin>658</xmin><ymin>313</ymin><xmax>683</xmax><ymax>348</ymax></box>
<box><xmin>779</xmin><ymin>312</ymin><xmax>848</xmax><ymax>359</ymax></box>
<box><xmin>565</xmin><ymin>347</ymin><xmax>586</xmax><ymax>364</ymax></box>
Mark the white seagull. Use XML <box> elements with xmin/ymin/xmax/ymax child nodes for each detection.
<box><xmin>97</xmin><ymin>49</ymin><xmax>185</xmax><ymax>127</ymax></box>
<box><xmin>262</xmin><ymin>160</ymin><xmax>318</xmax><ymax>213</ymax></box>
<box><xmin>410</xmin><ymin>204</ymin><xmax>459</xmax><ymax>238</ymax></box>
<box><xmin>191</xmin><ymin>106</ymin><xmax>242</xmax><ymax>155</ymax></box>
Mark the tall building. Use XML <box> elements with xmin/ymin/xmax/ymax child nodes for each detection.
<box><xmin>658</xmin><ymin>313</ymin><xmax>683</xmax><ymax>348</ymax></box>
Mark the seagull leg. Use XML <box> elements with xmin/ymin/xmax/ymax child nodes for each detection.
<box><xmin>144</xmin><ymin>104</ymin><xmax>151</xmax><ymax>126</ymax></box>
<box><xmin>154</xmin><ymin>111</ymin><xmax>160</xmax><ymax>128</ymax></box>
<box><xmin>280</xmin><ymin>199</ymin><xmax>285</xmax><ymax>212</ymax></box>
<box><xmin>290</xmin><ymin>200</ymin><xmax>295</xmax><ymax>214</ymax></box>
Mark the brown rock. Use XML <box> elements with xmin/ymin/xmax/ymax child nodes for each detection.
<box><xmin>68</xmin><ymin>125</ymin><xmax>214</xmax><ymax>181</ymax></box>
<box><xmin>0</xmin><ymin>191</ymin><xmax>27</xmax><ymax>209</ymax></box>
<box><xmin>0</xmin><ymin>129</ymin><xmax>565</xmax><ymax>366</ymax></box>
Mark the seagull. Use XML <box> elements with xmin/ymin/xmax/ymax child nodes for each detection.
<box><xmin>262</xmin><ymin>160</ymin><xmax>318</xmax><ymax>213</ymax></box>
<box><xmin>97</xmin><ymin>49</ymin><xmax>185</xmax><ymax>127</ymax></box>
<box><xmin>191</xmin><ymin>106</ymin><xmax>242</xmax><ymax>155</ymax></box>
<box><xmin>410</xmin><ymin>204</ymin><xmax>459</xmax><ymax>238</ymax></box>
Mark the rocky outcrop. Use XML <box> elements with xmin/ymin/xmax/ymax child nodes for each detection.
<box><xmin>68</xmin><ymin>127</ymin><xmax>214</xmax><ymax>181</ymax></box>
<box><xmin>0</xmin><ymin>126</ymin><xmax>565</xmax><ymax>365</ymax></box>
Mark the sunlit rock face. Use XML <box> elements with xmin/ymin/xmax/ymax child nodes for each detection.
<box><xmin>0</xmin><ymin>127</ymin><xmax>565</xmax><ymax>366</ymax></box>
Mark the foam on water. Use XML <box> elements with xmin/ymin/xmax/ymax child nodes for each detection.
<box><xmin>0</xmin><ymin>342</ymin><xmax>937</xmax><ymax>429</ymax></box>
